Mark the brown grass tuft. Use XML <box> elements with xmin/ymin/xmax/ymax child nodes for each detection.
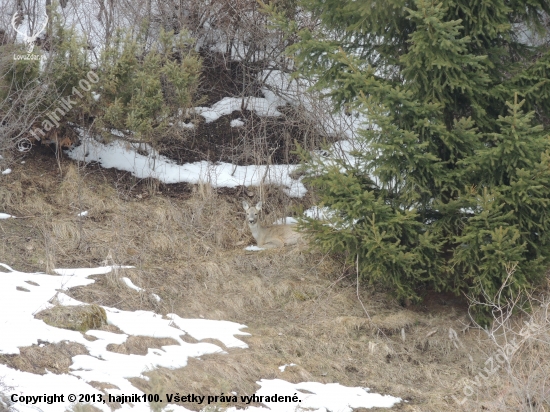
<box><xmin>107</xmin><ymin>336</ymin><xmax>180</xmax><ymax>356</ymax></box>
<box><xmin>370</xmin><ymin>310</ymin><xmax>421</xmax><ymax>335</ymax></box>
<box><xmin>0</xmin><ymin>342</ymin><xmax>88</xmax><ymax>375</ymax></box>
<box><xmin>36</xmin><ymin>304</ymin><xmax>107</xmax><ymax>332</ymax></box>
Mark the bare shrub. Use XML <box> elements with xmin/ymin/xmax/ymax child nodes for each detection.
<box><xmin>2</xmin><ymin>0</ymin><xmax>340</xmax><ymax>172</ymax></box>
<box><xmin>0</xmin><ymin>47</ymin><xmax>49</xmax><ymax>157</ymax></box>
<box><xmin>459</xmin><ymin>265</ymin><xmax>550</xmax><ymax>411</ymax></box>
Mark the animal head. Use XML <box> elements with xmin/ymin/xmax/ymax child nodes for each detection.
<box><xmin>242</xmin><ymin>201</ymin><xmax>262</xmax><ymax>225</ymax></box>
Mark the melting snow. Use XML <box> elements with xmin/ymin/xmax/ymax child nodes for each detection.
<box><xmin>194</xmin><ymin>97</ymin><xmax>281</xmax><ymax>123</ymax></box>
<box><xmin>230</xmin><ymin>118</ymin><xmax>245</xmax><ymax>127</ymax></box>
<box><xmin>121</xmin><ymin>277</ymin><xmax>142</xmax><ymax>292</ymax></box>
<box><xmin>278</xmin><ymin>363</ymin><xmax>296</xmax><ymax>372</ymax></box>
<box><xmin>67</xmin><ymin>137</ymin><xmax>307</xmax><ymax>197</ymax></box>
<box><xmin>227</xmin><ymin>379</ymin><xmax>401</xmax><ymax>412</ymax></box>
<box><xmin>245</xmin><ymin>245</ymin><xmax>265</xmax><ymax>251</ymax></box>
<box><xmin>119</xmin><ymin>278</ymin><xmax>160</xmax><ymax>306</ymax></box>
<box><xmin>0</xmin><ymin>263</ymin><xmax>251</xmax><ymax>411</ymax></box>
<box><xmin>0</xmin><ymin>263</ymin><xmax>402</xmax><ymax>411</ymax></box>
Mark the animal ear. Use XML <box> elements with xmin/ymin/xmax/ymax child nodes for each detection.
<box><xmin>256</xmin><ymin>201</ymin><xmax>262</xmax><ymax>210</ymax></box>
<box><xmin>242</xmin><ymin>201</ymin><xmax>249</xmax><ymax>210</ymax></box>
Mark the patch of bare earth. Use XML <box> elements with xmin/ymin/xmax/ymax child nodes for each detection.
<box><xmin>0</xmin><ymin>149</ymin><xmax>549</xmax><ymax>411</ymax></box>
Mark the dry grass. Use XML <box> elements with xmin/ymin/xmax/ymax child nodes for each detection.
<box><xmin>0</xmin><ymin>151</ymin><xmax>549</xmax><ymax>411</ymax></box>
<box><xmin>36</xmin><ymin>304</ymin><xmax>107</xmax><ymax>333</ymax></box>
<box><xmin>106</xmin><ymin>336</ymin><xmax>181</xmax><ymax>356</ymax></box>
<box><xmin>0</xmin><ymin>341</ymin><xmax>88</xmax><ymax>375</ymax></box>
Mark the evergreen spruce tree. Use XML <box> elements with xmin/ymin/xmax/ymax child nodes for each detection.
<box><xmin>97</xmin><ymin>27</ymin><xmax>201</xmax><ymax>144</ymax></box>
<box><xmin>270</xmin><ymin>0</ymin><xmax>550</xmax><ymax>321</ymax></box>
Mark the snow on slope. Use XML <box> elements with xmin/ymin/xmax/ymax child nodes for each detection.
<box><xmin>194</xmin><ymin>97</ymin><xmax>282</xmax><ymax>122</ymax></box>
<box><xmin>0</xmin><ymin>263</ymin><xmax>246</xmax><ymax>412</ymax></box>
<box><xmin>0</xmin><ymin>263</ymin><xmax>401</xmax><ymax>411</ymax></box>
<box><xmin>66</xmin><ymin>135</ymin><xmax>306</xmax><ymax>197</ymax></box>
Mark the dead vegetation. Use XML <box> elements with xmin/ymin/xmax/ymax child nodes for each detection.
<box><xmin>0</xmin><ymin>151</ymin><xmax>549</xmax><ymax>411</ymax></box>
<box><xmin>0</xmin><ymin>341</ymin><xmax>88</xmax><ymax>375</ymax></box>
<box><xmin>36</xmin><ymin>304</ymin><xmax>107</xmax><ymax>332</ymax></box>
<box><xmin>106</xmin><ymin>336</ymin><xmax>180</xmax><ymax>356</ymax></box>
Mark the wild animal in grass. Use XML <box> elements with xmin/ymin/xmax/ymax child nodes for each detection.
<box><xmin>242</xmin><ymin>201</ymin><xmax>303</xmax><ymax>249</ymax></box>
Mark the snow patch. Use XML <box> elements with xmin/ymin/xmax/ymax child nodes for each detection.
<box><xmin>278</xmin><ymin>363</ymin><xmax>296</xmax><ymax>372</ymax></box>
<box><xmin>227</xmin><ymin>379</ymin><xmax>401</xmax><ymax>411</ymax></box>
<box><xmin>121</xmin><ymin>277</ymin><xmax>162</xmax><ymax>302</ymax></box>
<box><xmin>67</xmin><ymin>136</ymin><xmax>306</xmax><ymax>197</ymax></box>
<box><xmin>168</xmin><ymin>314</ymin><xmax>250</xmax><ymax>349</ymax></box>
<box><xmin>194</xmin><ymin>96</ymin><xmax>282</xmax><ymax>123</ymax></box>
<box><xmin>245</xmin><ymin>245</ymin><xmax>265</xmax><ymax>251</ymax></box>
<box><xmin>0</xmin><ymin>263</ymin><xmax>250</xmax><ymax>411</ymax></box>
<box><xmin>230</xmin><ymin>118</ymin><xmax>245</xmax><ymax>127</ymax></box>
<box><xmin>121</xmin><ymin>277</ymin><xmax>142</xmax><ymax>292</ymax></box>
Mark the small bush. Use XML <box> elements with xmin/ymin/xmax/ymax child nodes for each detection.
<box><xmin>95</xmin><ymin>26</ymin><xmax>201</xmax><ymax>144</ymax></box>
